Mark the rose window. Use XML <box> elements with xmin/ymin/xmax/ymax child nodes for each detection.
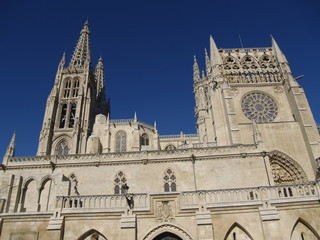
<box><xmin>241</xmin><ymin>92</ymin><xmax>278</xmax><ymax>123</ymax></box>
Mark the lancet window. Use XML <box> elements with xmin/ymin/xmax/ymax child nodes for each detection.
<box><xmin>68</xmin><ymin>103</ymin><xmax>77</xmax><ymax>128</ymax></box>
<box><xmin>59</xmin><ymin>77</ymin><xmax>80</xmax><ymax>129</ymax></box>
<box><xmin>57</xmin><ymin>141</ymin><xmax>68</xmax><ymax>155</ymax></box>
<box><xmin>115</xmin><ymin>131</ymin><xmax>127</xmax><ymax>152</ymax></box>
<box><xmin>140</xmin><ymin>133</ymin><xmax>149</xmax><ymax>146</ymax></box>
<box><xmin>114</xmin><ymin>171</ymin><xmax>127</xmax><ymax>194</ymax></box>
<box><xmin>63</xmin><ymin>80</ymin><xmax>71</xmax><ymax>98</ymax></box>
<box><xmin>164</xmin><ymin>169</ymin><xmax>177</xmax><ymax>192</ymax></box>
<box><xmin>72</xmin><ymin>79</ymin><xmax>80</xmax><ymax>98</ymax></box>
<box><xmin>59</xmin><ymin>104</ymin><xmax>68</xmax><ymax>128</ymax></box>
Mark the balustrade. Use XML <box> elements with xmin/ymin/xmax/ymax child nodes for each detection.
<box><xmin>180</xmin><ymin>181</ymin><xmax>320</xmax><ymax>209</ymax></box>
<box><xmin>56</xmin><ymin>193</ymin><xmax>149</xmax><ymax>211</ymax></box>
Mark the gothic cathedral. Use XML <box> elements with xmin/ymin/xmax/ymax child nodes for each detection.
<box><xmin>1</xmin><ymin>22</ymin><xmax>320</xmax><ymax>240</ymax></box>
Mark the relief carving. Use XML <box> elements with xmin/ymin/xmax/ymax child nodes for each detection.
<box><xmin>157</xmin><ymin>201</ymin><xmax>174</xmax><ymax>222</ymax></box>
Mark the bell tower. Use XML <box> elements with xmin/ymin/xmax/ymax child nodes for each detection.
<box><xmin>37</xmin><ymin>21</ymin><xmax>109</xmax><ymax>156</ymax></box>
<box><xmin>193</xmin><ymin>36</ymin><xmax>320</xmax><ymax>177</ymax></box>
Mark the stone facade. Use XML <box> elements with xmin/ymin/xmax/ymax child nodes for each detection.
<box><xmin>0</xmin><ymin>22</ymin><xmax>320</xmax><ymax>240</ymax></box>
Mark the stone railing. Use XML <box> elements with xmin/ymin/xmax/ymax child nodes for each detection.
<box><xmin>180</xmin><ymin>181</ymin><xmax>320</xmax><ymax>209</ymax></box>
<box><xmin>178</xmin><ymin>142</ymin><xmax>217</xmax><ymax>149</ymax></box>
<box><xmin>109</xmin><ymin>119</ymin><xmax>152</xmax><ymax>128</ymax></box>
<box><xmin>52</xmin><ymin>182</ymin><xmax>320</xmax><ymax>214</ymax></box>
<box><xmin>56</xmin><ymin>193</ymin><xmax>150</xmax><ymax>212</ymax></box>
<box><xmin>159</xmin><ymin>134</ymin><xmax>198</xmax><ymax>139</ymax></box>
<box><xmin>220</xmin><ymin>48</ymin><xmax>272</xmax><ymax>54</ymax></box>
<box><xmin>110</xmin><ymin>119</ymin><xmax>135</xmax><ymax>124</ymax></box>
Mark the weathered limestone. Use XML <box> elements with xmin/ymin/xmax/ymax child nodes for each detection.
<box><xmin>0</xmin><ymin>23</ymin><xmax>320</xmax><ymax>240</ymax></box>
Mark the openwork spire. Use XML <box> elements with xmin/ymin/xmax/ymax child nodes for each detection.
<box><xmin>95</xmin><ymin>57</ymin><xmax>104</xmax><ymax>97</ymax></box>
<box><xmin>70</xmin><ymin>21</ymin><xmax>91</xmax><ymax>67</ymax></box>
<box><xmin>193</xmin><ymin>55</ymin><xmax>200</xmax><ymax>82</ymax></box>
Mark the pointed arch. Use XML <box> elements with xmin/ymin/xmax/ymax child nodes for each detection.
<box><xmin>268</xmin><ymin>150</ymin><xmax>308</xmax><ymax>185</ymax></box>
<box><xmin>143</xmin><ymin>223</ymin><xmax>193</xmax><ymax>240</ymax></box>
<box><xmin>115</xmin><ymin>130</ymin><xmax>127</xmax><ymax>152</ymax></box>
<box><xmin>163</xmin><ymin>168</ymin><xmax>177</xmax><ymax>192</ymax></box>
<box><xmin>20</xmin><ymin>177</ymin><xmax>38</xmax><ymax>212</ymax></box>
<box><xmin>52</xmin><ymin>135</ymin><xmax>72</xmax><ymax>156</ymax></box>
<box><xmin>290</xmin><ymin>218</ymin><xmax>320</xmax><ymax>240</ymax></box>
<box><xmin>114</xmin><ymin>171</ymin><xmax>127</xmax><ymax>194</ymax></box>
<box><xmin>223</xmin><ymin>55</ymin><xmax>240</xmax><ymax>65</ymax></box>
<box><xmin>77</xmin><ymin>229</ymin><xmax>108</xmax><ymax>240</ymax></box>
<box><xmin>39</xmin><ymin>175</ymin><xmax>55</xmax><ymax>187</ymax></box>
<box><xmin>39</xmin><ymin>176</ymin><xmax>56</xmax><ymax>212</ymax></box>
<box><xmin>224</xmin><ymin>222</ymin><xmax>254</xmax><ymax>240</ymax></box>
<box><xmin>240</xmin><ymin>55</ymin><xmax>259</xmax><ymax>65</ymax></box>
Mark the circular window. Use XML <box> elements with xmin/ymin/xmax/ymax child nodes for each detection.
<box><xmin>241</xmin><ymin>92</ymin><xmax>278</xmax><ymax>123</ymax></box>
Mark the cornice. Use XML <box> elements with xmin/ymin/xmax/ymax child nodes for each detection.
<box><xmin>5</xmin><ymin>144</ymin><xmax>260</xmax><ymax>170</ymax></box>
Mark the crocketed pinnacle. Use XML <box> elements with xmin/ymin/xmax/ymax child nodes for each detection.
<box><xmin>204</xmin><ymin>48</ymin><xmax>211</xmax><ymax>75</ymax></box>
<box><xmin>95</xmin><ymin>57</ymin><xmax>105</xmax><ymax>96</ymax></box>
<box><xmin>193</xmin><ymin>55</ymin><xmax>200</xmax><ymax>82</ymax></box>
<box><xmin>70</xmin><ymin>21</ymin><xmax>91</xmax><ymax>67</ymax></box>
<box><xmin>5</xmin><ymin>132</ymin><xmax>16</xmax><ymax>158</ymax></box>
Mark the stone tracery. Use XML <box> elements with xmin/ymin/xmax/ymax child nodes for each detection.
<box><xmin>268</xmin><ymin>150</ymin><xmax>308</xmax><ymax>185</ymax></box>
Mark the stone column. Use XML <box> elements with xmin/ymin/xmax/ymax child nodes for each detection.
<box><xmin>121</xmin><ymin>210</ymin><xmax>136</xmax><ymax>240</ymax></box>
<box><xmin>196</xmin><ymin>206</ymin><xmax>214</xmax><ymax>240</ymax></box>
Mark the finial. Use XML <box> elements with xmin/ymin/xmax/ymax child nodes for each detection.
<box><xmin>154</xmin><ymin>121</ymin><xmax>157</xmax><ymax>129</ymax></box>
<box><xmin>106</xmin><ymin>113</ymin><xmax>110</xmax><ymax>124</ymax></box>
<box><xmin>193</xmin><ymin>55</ymin><xmax>200</xmax><ymax>82</ymax></box>
<box><xmin>134</xmin><ymin>112</ymin><xmax>137</xmax><ymax>122</ymax></box>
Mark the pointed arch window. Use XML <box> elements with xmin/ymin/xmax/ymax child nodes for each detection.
<box><xmin>57</xmin><ymin>141</ymin><xmax>68</xmax><ymax>155</ymax></box>
<box><xmin>140</xmin><ymin>133</ymin><xmax>149</xmax><ymax>146</ymax></box>
<box><xmin>164</xmin><ymin>169</ymin><xmax>177</xmax><ymax>192</ymax></box>
<box><xmin>59</xmin><ymin>104</ymin><xmax>68</xmax><ymax>128</ymax></box>
<box><xmin>114</xmin><ymin>171</ymin><xmax>127</xmax><ymax>194</ymax></box>
<box><xmin>63</xmin><ymin>80</ymin><xmax>71</xmax><ymax>98</ymax></box>
<box><xmin>68</xmin><ymin>103</ymin><xmax>76</xmax><ymax>128</ymax></box>
<box><xmin>72</xmin><ymin>79</ymin><xmax>80</xmax><ymax>97</ymax></box>
<box><xmin>115</xmin><ymin>131</ymin><xmax>126</xmax><ymax>152</ymax></box>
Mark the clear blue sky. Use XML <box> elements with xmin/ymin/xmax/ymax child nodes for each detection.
<box><xmin>0</xmin><ymin>0</ymin><xmax>319</xmax><ymax>157</ymax></box>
